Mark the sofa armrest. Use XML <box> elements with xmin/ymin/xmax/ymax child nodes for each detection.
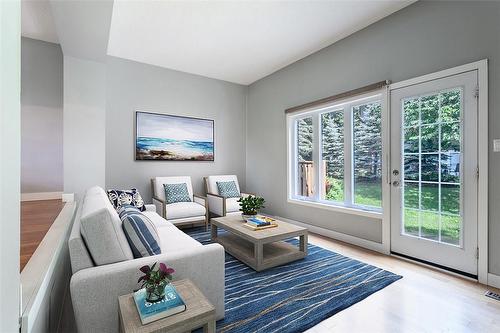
<box><xmin>152</xmin><ymin>196</ymin><xmax>165</xmax><ymax>218</ymax></box>
<box><xmin>71</xmin><ymin>243</ymin><xmax>225</xmax><ymax>333</ymax></box>
<box><xmin>144</xmin><ymin>204</ymin><xmax>156</xmax><ymax>212</ymax></box>
<box><xmin>206</xmin><ymin>193</ymin><xmax>225</xmax><ymax>216</ymax></box>
<box><xmin>193</xmin><ymin>194</ymin><xmax>207</xmax><ymax>207</ymax></box>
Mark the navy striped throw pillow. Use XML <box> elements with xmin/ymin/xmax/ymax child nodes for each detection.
<box><xmin>121</xmin><ymin>212</ymin><xmax>161</xmax><ymax>258</ymax></box>
<box><xmin>117</xmin><ymin>204</ymin><xmax>141</xmax><ymax>219</ymax></box>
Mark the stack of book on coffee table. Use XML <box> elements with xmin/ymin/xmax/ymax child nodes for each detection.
<box><xmin>243</xmin><ymin>216</ymin><xmax>278</xmax><ymax>231</ymax></box>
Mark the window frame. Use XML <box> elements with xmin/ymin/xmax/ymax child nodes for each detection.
<box><xmin>287</xmin><ymin>90</ymin><xmax>387</xmax><ymax>219</ymax></box>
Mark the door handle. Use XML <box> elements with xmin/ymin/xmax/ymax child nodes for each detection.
<box><xmin>392</xmin><ymin>180</ymin><xmax>400</xmax><ymax>187</ymax></box>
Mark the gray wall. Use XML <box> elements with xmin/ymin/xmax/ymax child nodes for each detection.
<box><xmin>246</xmin><ymin>1</ymin><xmax>500</xmax><ymax>273</ymax></box>
<box><xmin>105</xmin><ymin>57</ymin><xmax>247</xmax><ymax>201</ymax></box>
<box><xmin>64</xmin><ymin>56</ymin><xmax>106</xmax><ymax>200</ymax></box>
<box><xmin>21</xmin><ymin>37</ymin><xmax>63</xmax><ymax>193</ymax></box>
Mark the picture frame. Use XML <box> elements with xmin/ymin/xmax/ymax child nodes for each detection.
<box><xmin>135</xmin><ymin>111</ymin><xmax>215</xmax><ymax>161</ymax></box>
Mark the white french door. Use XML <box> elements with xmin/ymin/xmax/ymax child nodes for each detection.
<box><xmin>390</xmin><ymin>71</ymin><xmax>478</xmax><ymax>276</ymax></box>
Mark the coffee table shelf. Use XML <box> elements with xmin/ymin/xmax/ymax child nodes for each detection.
<box><xmin>211</xmin><ymin>215</ymin><xmax>308</xmax><ymax>271</ymax></box>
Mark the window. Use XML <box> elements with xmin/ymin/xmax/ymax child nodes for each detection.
<box><xmin>288</xmin><ymin>93</ymin><xmax>384</xmax><ymax>214</ymax></box>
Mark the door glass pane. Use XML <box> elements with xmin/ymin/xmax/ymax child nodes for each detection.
<box><xmin>404</xmin><ymin>127</ymin><xmax>419</xmax><ymax>154</ymax></box>
<box><xmin>421</xmin><ymin>124</ymin><xmax>439</xmax><ymax>153</ymax></box>
<box><xmin>404</xmin><ymin>155</ymin><xmax>419</xmax><ymax>181</ymax></box>
<box><xmin>297</xmin><ymin>117</ymin><xmax>314</xmax><ymax>197</ymax></box>
<box><xmin>421</xmin><ymin>94</ymin><xmax>439</xmax><ymax>125</ymax></box>
<box><xmin>353</xmin><ymin>102</ymin><xmax>382</xmax><ymax>208</ymax></box>
<box><xmin>421</xmin><ymin>154</ymin><xmax>439</xmax><ymax>182</ymax></box>
<box><xmin>321</xmin><ymin>110</ymin><xmax>344</xmax><ymax>202</ymax></box>
<box><xmin>441</xmin><ymin>153</ymin><xmax>460</xmax><ymax>183</ymax></box>
<box><xmin>401</xmin><ymin>88</ymin><xmax>463</xmax><ymax>246</ymax></box>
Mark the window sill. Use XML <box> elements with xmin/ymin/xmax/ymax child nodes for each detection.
<box><xmin>287</xmin><ymin>198</ymin><xmax>383</xmax><ymax>219</ymax></box>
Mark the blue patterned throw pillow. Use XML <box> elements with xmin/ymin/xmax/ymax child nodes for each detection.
<box><xmin>163</xmin><ymin>183</ymin><xmax>192</xmax><ymax>204</ymax></box>
<box><xmin>217</xmin><ymin>181</ymin><xmax>240</xmax><ymax>198</ymax></box>
<box><xmin>121</xmin><ymin>212</ymin><xmax>161</xmax><ymax>258</ymax></box>
<box><xmin>107</xmin><ymin>188</ymin><xmax>146</xmax><ymax>211</ymax></box>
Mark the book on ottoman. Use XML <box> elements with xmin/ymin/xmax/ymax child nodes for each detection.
<box><xmin>133</xmin><ymin>285</ymin><xmax>186</xmax><ymax>325</ymax></box>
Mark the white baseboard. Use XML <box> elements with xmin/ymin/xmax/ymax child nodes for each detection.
<box><xmin>21</xmin><ymin>192</ymin><xmax>62</xmax><ymax>202</ymax></box>
<box><xmin>61</xmin><ymin>193</ymin><xmax>74</xmax><ymax>203</ymax></box>
<box><xmin>488</xmin><ymin>273</ymin><xmax>500</xmax><ymax>289</ymax></box>
<box><xmin>275</xmin><ymin>216</ymin><xmax>386</xmax><ymax>253</ymax></box>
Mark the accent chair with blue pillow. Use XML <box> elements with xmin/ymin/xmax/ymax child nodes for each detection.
<box><xmin>151</xmin><ymin>176</ymin><xmax>208</xmax><ymax>229</ymax></box>
<box><xmin>205</xmin><ymin>175</ymin><xmax>255</xmax><ymax>217</ymax></box>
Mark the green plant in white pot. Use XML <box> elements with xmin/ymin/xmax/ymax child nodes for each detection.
<box><xmin>237</xmin><ymin>195</ymin><xmax>265</xmax><ymax>221</ymax></box>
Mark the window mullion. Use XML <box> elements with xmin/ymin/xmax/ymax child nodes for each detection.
<box><xmin>312</xmin><ymin>114</ymin><xmax>321</xmax><ymax>202</ymax></box>
<box><xmin>344</xmin><ymin>105</ymin><xmax>353</xmax><ymax>206</ymax></box>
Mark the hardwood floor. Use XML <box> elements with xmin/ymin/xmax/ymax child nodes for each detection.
<box><xmin>20</xmin><ymin>199</ymin><xmax>65</xmax><ymax>271</ymax></box>
<box><xmin>305</xmin><ymin>233</ymin><xmax>500</xmax><ymax>333</ymax></box>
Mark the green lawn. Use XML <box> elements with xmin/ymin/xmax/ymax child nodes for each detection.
<box><xmin>325</xmin><ymin>179</ymin><xmax>460</xmax><ymax>245</ymax></box>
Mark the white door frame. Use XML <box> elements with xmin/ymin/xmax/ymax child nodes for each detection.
<box><xmin>385</xmin><ymin>59</ymin><xmax>488</xmax><ymax>284</ymax></box>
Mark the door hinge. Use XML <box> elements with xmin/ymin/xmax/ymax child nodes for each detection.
<box><xmin>474</xmin><ymin>85</ymin><xmax>479</xmax><ymax>98</ymax></box>
<box><xmin>476</xmin><ymin>166</ymin><xmax>480</xmax><ymax>178</ymax></box>
<box><xmin>476</xmin><ymin>247</ymin><xmax>479</xmax><ymax>259</ymax></box>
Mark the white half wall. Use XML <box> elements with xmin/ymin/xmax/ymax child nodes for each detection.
<box><xmin>0</xmin><ymin>1</ymin><xmax>21</xmax><ymax>331</ymax></box>
<box><xmin>63</xmin><ymin>56</ymin><xmax>106</xmax><ymax>201</ymax></box>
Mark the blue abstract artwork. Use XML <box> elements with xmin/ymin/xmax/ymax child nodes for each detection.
<box><xmin>136</xmin><ymin>112</ymin><xmax>214</xmax><ymax>161</ymax></box>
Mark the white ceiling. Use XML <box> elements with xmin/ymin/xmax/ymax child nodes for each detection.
<box><xmin>21</xmin><ymin>0</ymin><xmax>59</xmax><ymax>44</ymax></box>
<box><xmin>22</xmin><ymin>0</ymin><xmax>415</xmax><ymax>85</ymax></box>
<box><xmin>107</xmin><ymin>0</ymin><xmax>414</xmax><ymax>85</ymax></box>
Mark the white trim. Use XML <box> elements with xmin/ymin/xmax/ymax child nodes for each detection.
<box><xmin>276</xmin><ymin>215</ymin><xmax>385</xmax><ymax>253</ymax></box>
<box><xmin>21</xmin><ymin>192</ymin><xmax>62</xmax><ymax>202</ymax></box>
<box><xmin>20</xmin><ymin>202</ymin><xmax>77</xmax><ymax>332</ymax></box>
<box><xmin>286</xmin><ymin>90</ymin><xmax>385</xmax><ymax>216</ymax></box>
<box><xmin>62</xmin><ymin>193</ymin><xmax>75</xmax><ymax>203</ymax></box>
<box><xmin>381</xmin><ymin>85</ymin><xmax>391</xmax><ymax>254</ymax></box>
<box><xmin>487</xmin><ymin>273</ymin><xmax>500</xmax><ymax>289</ymax></box>
<box><xmin>389</xmin><ymin>59</ymin><xmax>488</xmax><ymax>283</ymax></box>
<box><xmin>476</xmin><ymin>60</ymin><xmax>488</xmax><ymax>285</ymax></box>
<box><xmin>287</xmin><ymin>198</ymin><xmax>382</xmax><ymax>219</ymax></box>
<box><xmin>391</xmin><ymin>253</ymin><xmax>478</xmax><ymax>282</ymax></box>
<box><xmin>390</xmin><ymin>60</ymin><xmax>487</xmax><ymax>90</ymax></box>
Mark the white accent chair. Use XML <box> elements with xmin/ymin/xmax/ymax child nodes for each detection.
<box><xmin>204</xmin><ymin>175</ymin><xmax>254</xmax><ymax>217</ymax></box>
<box><xmin>151</xmin><ymin>176</ymin><xmax>208</xmax><ymax>229</ymax></box>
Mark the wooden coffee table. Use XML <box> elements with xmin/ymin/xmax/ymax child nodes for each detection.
<box><xmin>211</xmin><ymin>215</ymin><xmax>308</xmax><ymax>271</ymax></box>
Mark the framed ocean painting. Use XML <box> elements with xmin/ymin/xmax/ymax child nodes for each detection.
<box><xmin>135</xmin><ymin>111</ymin><xmax>214</xmax><ymax>161</ymax></box>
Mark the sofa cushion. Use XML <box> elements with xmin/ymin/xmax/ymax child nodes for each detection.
<box><xmin>156</xmin><ymin>226</ymin><xmax>202</xmax><ymax>253</ymax></box>
<box><xmin>121</xmin><ymin>212</ymin><xmax>161</xmax><ymax>258</ymax></box>
<box><xmin>166</xmin><ymin>202</ymin><xmax>206</xmax><ymax>220</ymax></box>
<box><xmin>80</xmin><ymin>193</ymin><xmax>134</xmax><ymax>265</ymax></box>
<box><xmin>164</xmin><ymin>183</ymin><xmax>192</xmax><ymax>204</ymax></box>
<box><xmin>217</xmin><ymin>180</ymin><xmax>240</xmax><ymax>198</ymax></box>
<box><xmin>226</xmin><ymin>197</ymin><xmax>241</xmax><ymax>213</ymax></box>
<box><xmin>206</xmin><ymin>175</ymin><xmax>240</xmax><ymax>195</ymax></box>
<box><xmin>142</xmin><ymin>211</ymin><xmax>177</xmax><ymax>230</ymax></box>
<box><xmin>107</xmin><ymin>188</ymin><xmax>146</xmax><ymax>211</ymax></box>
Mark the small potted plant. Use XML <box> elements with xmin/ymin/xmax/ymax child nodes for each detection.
<box><xmin>237</xmin><ymin>195</ymin><xmax>265</xmax><ymax>221</ymax></box>
<box><xmin>138</xmin><ymin>262</ymin><xmax>175</xmax><ymax>303</ymax></box>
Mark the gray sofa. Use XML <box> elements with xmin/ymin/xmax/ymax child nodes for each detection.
<box><xmin>68</xmin><ymin>186</ymin><xmax>225</xmax><ymax>332</ymax></box>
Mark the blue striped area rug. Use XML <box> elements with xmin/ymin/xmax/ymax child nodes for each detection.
<box><xmin>185</xmin><ymin>226</ymin><xmax>401</xmax><ymax>333</ymax></box>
